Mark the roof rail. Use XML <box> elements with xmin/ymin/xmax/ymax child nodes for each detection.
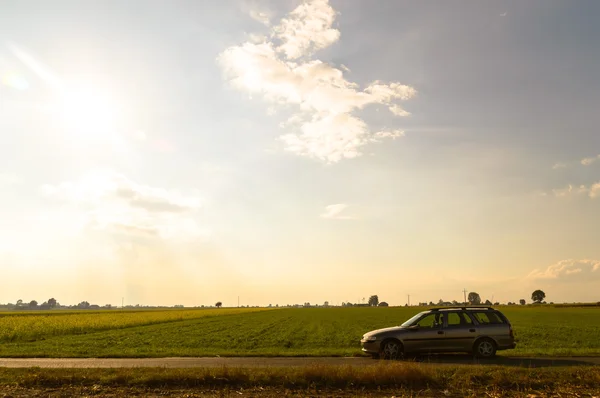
<box><xmin>428</xmin><ymin>306</ymin><xmax>495</xmax><ymax>311</ymax></box>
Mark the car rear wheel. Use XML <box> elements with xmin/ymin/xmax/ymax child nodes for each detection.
<box><xmin>381</xmin><ymin>339</ymin><xmax>403</xmax><ymax>360</ymax></box>
<box><xmin>474</xmin><ymin>338</ymin><xmax>496</xmax><ymax>358</ymax></box>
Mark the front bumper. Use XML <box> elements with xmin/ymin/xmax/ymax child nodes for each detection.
<box><xmin>360</xmin><ymin>340</ymin><xmax>381</xmax><ymax>355</ymax></box>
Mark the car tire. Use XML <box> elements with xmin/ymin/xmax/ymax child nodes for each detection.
<box><xmin>381</xmin><ymin>339</ymin><xmax>403</xmax><ymax>360</ymax></box>
<box><xmin>474</xmin><ymin>338</ymin><xmax>497</xmax><ymax>358</ymax></box>
<box><xmin>371</xmin><ymin>353</ymin><xmax>380</xmax><ymax>360</ymax></box>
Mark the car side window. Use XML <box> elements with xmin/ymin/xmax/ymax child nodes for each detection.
<box><xmin>461</xmin><ymin>312</ymin><xmax>473</xmax><ymax>325</ymax></box>
<box><xmin>446</xmin><ymin>312</ymin><xmax>462</xmax><ymax>327</ymax></box>
<box><xmin>446</xmin><ymin>312</ymin><xmax>473</xmax><ymax>328</ymax></box>
<box><xmin>472</xmin><ymin>312</ymin><xmax>505</xmax><ymax>325</ymax></box>
<box><xmin>416</xmin><ymin>313</ymin><xmax>443</xmax><ymax>328</ymax></box>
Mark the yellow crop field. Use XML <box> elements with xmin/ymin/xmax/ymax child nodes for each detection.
<box><xmin>0</xmin><ymin>308</ymin><xmax>266</xmax><ymax>343</ymax></box>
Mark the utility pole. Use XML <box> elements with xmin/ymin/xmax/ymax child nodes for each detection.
<box><xmin>122</xmin><ymin>297</ymin><xmax>124</xmax><ymax>309</ymax></box>
<box><xmin>463</xmin><ymin>289</ymin><xmax>468</xmax><ymax>305</ymax></box>
<box><xmin>238</xmin><ymin>296</ymin><xmax>239</xmax><ymax>308</ymax></box>
<box><xmin>407</xmin><ymin>294</ymin><xmax>410</xmax><ymax>306</ymax></box>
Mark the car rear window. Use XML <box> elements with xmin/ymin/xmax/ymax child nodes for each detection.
<box><xmin>446</xmin><ymin>312</ymin><xmax>473</xmax><ymax>327</ymax></box>
<box><xmin>471</xmin><ymin>312</ymin><xmax>505</xmax><ymax>325</ymax></box>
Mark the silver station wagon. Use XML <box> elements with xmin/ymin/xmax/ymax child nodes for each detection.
<box><xmin>361</xmin><ymin>307</ymin><xmax>516</xmax><ymax>359</ymax></box>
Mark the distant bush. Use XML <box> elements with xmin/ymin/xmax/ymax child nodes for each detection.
<box><xmin>378</xmin><ymin>302</ymin><xmax>389</xmax><ymax>307</ymax></box>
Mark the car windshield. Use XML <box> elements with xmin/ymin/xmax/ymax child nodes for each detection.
<box><xmin>400</xmin><ymin>312</ymin><xmax>427</xmax><ymax>327</ymax></box>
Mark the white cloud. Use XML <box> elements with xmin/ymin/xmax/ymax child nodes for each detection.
<box><xmin>217</xmin><ymin>0</ymin><xmax>416</xmax><ymax>163</ymax></box>
<box><xmin>41</xmin><ymin>170</ymin><xmax>205</xmax><ymax>242</ymax></box>
<box><xmin>528</xmin><ymin>259</ymin><xmax>600</xmax><ymax>280</ymax></box>
<box><xmin>552</xmin><ymin>154</ymin><xmax>600</xmax><ymax>169</ymax></box>
<box><xmin>272</xmin><ymin>0</ymin><xmax>340</xmax><ymax>60</ymax></box>
<box><xmin>249</xmin><ymin>10</ymin><xmax>271</xmax><ymax>26</ymax></box>
<box><xmin>500</xmin><ymin>12</ymin><xmax>507</xmax><ymax>17</ymax></box>
<box><xmin>581</xmin><ymin>154</ymin><xmax>600</xmax><ymax>166</ymax></box>
<box><xmin>551</xmin><ymin>182</ymin><xmax>600</xmax><ymax>199</ymax></box>
<box><xmin>371</xmin><ymin>130</ymin><xmax>405</xmax><ymax>142</ymax></box>
<box><xmin>320</xmin><ymin>203</ymin><xmax>356</xmax><ymax>220</ymax></box>
<box><xmin>388</xmin><ymin>104</ymin><xmax>411</xmax><ymax>117</ymax></box>
<box><xmin>551</xmin><ymin>184</ymin><xmax>588</xmax><ymax>198</ymax></box>
<box><xmin>590</xmin><ymin>182</ymin><xmax>600</xmax><ymax>198</ymax></box>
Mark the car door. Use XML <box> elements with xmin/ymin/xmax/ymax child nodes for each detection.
<box><xmin>403</xmin><ymin>313</ymin><xmax>446</xmax><ymax>353</ymax></box>
<box><xmin>442</xmin><ymin>311</ymin><xmax>478</xmax><ymax>352</ymax></box>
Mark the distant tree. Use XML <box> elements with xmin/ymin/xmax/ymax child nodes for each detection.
<box><xmin>468</xmin><ymin>292</ymin><xmax>481</xmax><ymax>305</ymax></box>
<box><xmin>368</xmin><ymin>295</ymin><xmax>379</xmax><ymax>307</ymax></box>
<box><xmin>215</xmin><ymin>302</ymin><xmax>222</xmax><ymax>308</ymax></box>
<box><xmin>519</xmin><ymin>299</ymin><xmax>526</xmax><ymax>305</ymax></box>
<box><xmin>494</xmin><ymin>302</ymin><xmax>500</xmax><ymax>306</ymax></box>
<box><xmin>16</xmin><ymin>299</ymin><xmax>23</xmax><ymax>308</ymax></box>
<box><xmin>78</xmin><ymin>301</ymin><xmax>90</xmax><ymax>309</ymax></box>
<box><xmin>28</xmin><ymin>300</ymin><xmax>38</xmax><ymax>308</ymax></box>
<box><xmin>323</xmin><ymin>301</ymin><xmax>329</xmax><ymax>307</ymax></box>
<box><xmin>437</xmin><ymin>299</ymin><xmax>444</xmax><ymax>306</ymax></box>
<box><xmin>531</xmin><ymin>290</ymin><xmax>546</xmax><ymax>304</ymax></box>
<box><xmin>378</xmin><ymin>302</ymin><xmax>389</xmax><ymax>307</ymax></box>
<box><xmin>428</xmin><ymin>301</ymin><xmax>435</xmax><ymax>306</ymax></box>
<box><xmin>484</xmin><ymin>299</ymin><xmax>492</xmax><ymax>306</ymax></box>
<box><xmin>452</xmin><ymin>300</ymin><xmax>459</xmax><ymax>305</ymax></box>
<box><xmin>48</xmin><ymin>298</ymin><xmax>57</xmax><ymax>308</ymax></box>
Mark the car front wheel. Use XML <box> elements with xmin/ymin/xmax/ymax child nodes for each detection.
<box><xmin>381</xmin><ymin>340</ymin><xmax>403</xmax><ymax>360</ymax></box>
<box><xmin>474</xmin><ymin>338</ymin><xmax>497</xmax><ymax>358</ymax></box>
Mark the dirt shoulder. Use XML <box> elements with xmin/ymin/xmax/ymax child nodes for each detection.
<box><xmin>1</xmin><ymin>355</ymin><xmax>599</xmax><ymax>368</ymax></box>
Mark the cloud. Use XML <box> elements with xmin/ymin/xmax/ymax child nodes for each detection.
<box><xmin>590</xmin><ymin>182</ymin><xmax>600</xmax><ymax>198</ymax></box>
<box><xmin>320</xmin><ymin>203</ymin><xmax>356</xmax><ymax>220</ymax></box>
<box><xmin>581</xmin><ymin>154</ymin><xmax>600</xmax><ymax>166</ymax></box>
<box><xmin>551</xmin><ymin>182</ymin><xmax>600</xmax><ymax>199</ymax></box>
<box><xmin>272</xmin><ymin>0</ymin><xmax>340</xmax><ymax>60</ymax></box>
<box><xmin>528</xmin><ymin>259</ymin><xmax>600</xmax><ymax>280</ymax></box>
<box><xmin>217</xmin><ymin>0</ymin><xmax>416</xmax><ymax>163</ymax></box>
<box><xmin>500</xmin><ymin>12</ymin><xmax>507</xmax><ymax>17</ymax></box>
<box><xmin>552</xmin><ymin>154</ymin><xmax>600</xmax><ymax>169</ymax></box>
<box><xmin>551</xmin><ymin>184</ymin><xmax>588</xmax><ymax>198</ymax></box>
<box><xmin>371</xmin><ymin>130</ymin><xmax>405</xmax><ymax>142</ymax></box>
<box><xmin>249</xmin><ymin>10</ymin><xmax>271</xmax><ymax>26</ymax></box>
<box><xmin>41</xmin><ymin>170</ymin><xmax>205</xmax><ymax>242</ymax></box>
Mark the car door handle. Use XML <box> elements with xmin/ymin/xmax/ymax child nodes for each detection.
<box><xmin>437</xmin><ymin>330</ymin><xmax>444</xmax><ymax>335</ymax></box>
<box><xmin>469</xmin><ymin>329</ymin><xmax>476</xmax><ymax>333</ymax></box>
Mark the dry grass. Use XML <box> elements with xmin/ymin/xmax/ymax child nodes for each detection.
<box><xmin>1</xmin><ymin>364</ymin><xmax>599</xmax><ymax>396</ymax></box>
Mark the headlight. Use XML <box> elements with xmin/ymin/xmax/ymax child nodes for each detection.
<box><xmin>363</xmin><ymin>336</ymin><xmax>377</xmax><ymax>342</ymax></box>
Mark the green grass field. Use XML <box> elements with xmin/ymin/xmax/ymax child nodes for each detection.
<box><xmin>0</xmin><ymin>306</ymin><xmax>599</xmax><ymax>357</ymax></box>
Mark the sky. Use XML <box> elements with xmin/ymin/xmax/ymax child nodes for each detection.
<box><xmin>1</xmin><ymin>0</ymin><xmax>599</xmax><ymax>307</ymax></box>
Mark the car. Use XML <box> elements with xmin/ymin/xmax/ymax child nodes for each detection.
<box><xmin>360</xmin><ymin>306</ymin><xmax>516</xmax><ymax>359</ymax></box>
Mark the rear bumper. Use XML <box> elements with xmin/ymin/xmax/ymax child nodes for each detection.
<box><xmin>498</xmin><ymin>342</ymin><xmax>517</xmax><ymax>350</ymax></box>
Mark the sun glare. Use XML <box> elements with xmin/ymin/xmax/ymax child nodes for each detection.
<box><xmin>57</xmin><ymin>83</ymin><xmax>120</xmax><ymax>134</ymax></box>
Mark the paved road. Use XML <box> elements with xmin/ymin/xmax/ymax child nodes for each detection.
<box><xmin>1</xmin><ymin>356</ymin><xmax>599</xmax><ymax>368</ymax></box>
